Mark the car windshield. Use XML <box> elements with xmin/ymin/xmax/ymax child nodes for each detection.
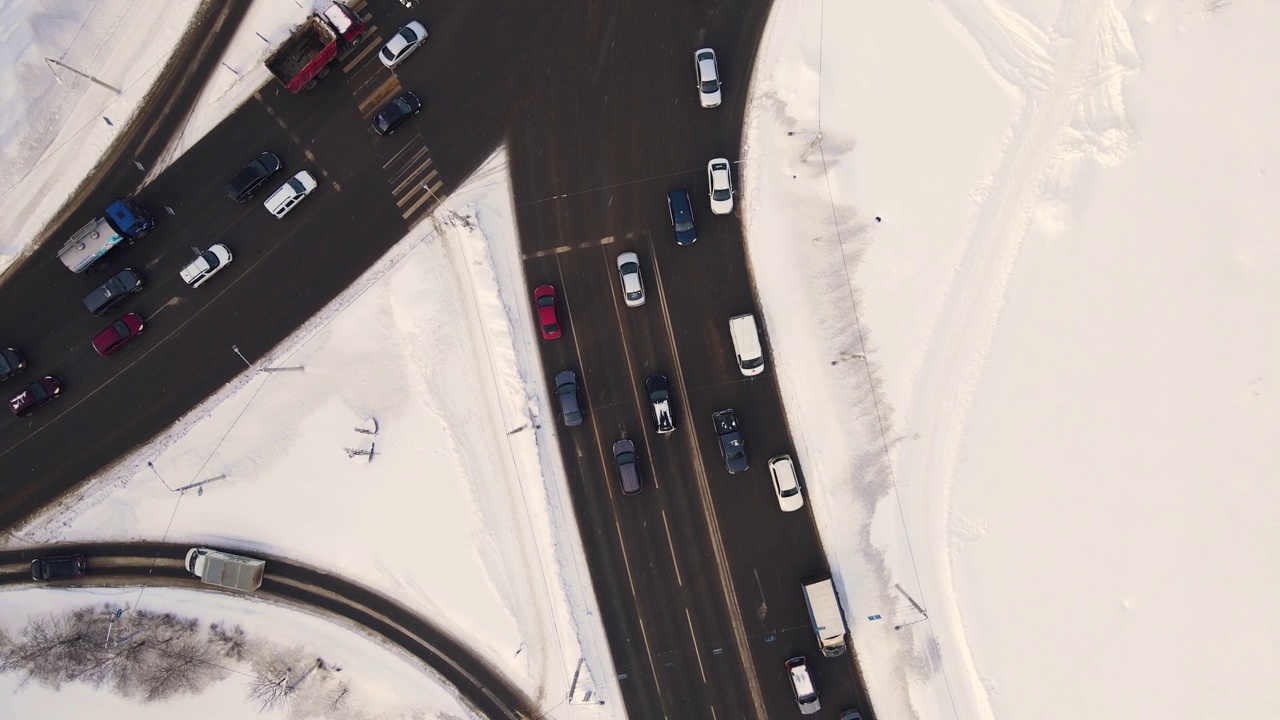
<box><xmin>674</xmin><ymin>218</ymin><xmax>694</xmax><ymax>232</ymax></box>
<box><xmin>200</xmin><ymin>251</ymin><xmax>221</xmax><ymax>270</ymax></box>
<box><xmin>616</xmin><ymin>451</ymin><xmax>636</xmax><ymax>465</ymax></box>
<box><xmin>537</xmin><ymin>296</ymin><xmax>555</xmax><ymax>308</ymax></box>
<box><xmin>398</xmin><ymin>27</ymin><xmax>419</xmax><ymax>44</ymax></box>
<box><xmin>28</xmin><ymin>384</ymin><xmax>49</xmax><ymax>402</ymax></box>
<box><xmin>287</xmin><ymin>177</ymin><xmax>306</xmax><ymax>193</ymax></box>
<box><xmin>110</xmin><ymin>320</ymin><xmax>129</xmax><ymax>336</ymax></box>
<box><xmin>650</xmin><ymin>387</ymin><xmax>668</xmax><ymax>402</ymax></box>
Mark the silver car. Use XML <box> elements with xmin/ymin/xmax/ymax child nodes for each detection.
<box><xmin>379</xmin><ymin>21</ymin><xmax>428</xmax><ymax>69</ymax></box>
<box><xmin>694</xmin><ymin>48</ymin><xmax>721</xmax><ymax>108</ymax></box>
<box><xmin>707</xmin><ymin>158</ymin><xmax>734</xmax><ymax>215</ymax></box>
<box><xmin>616</xmin><ymin>251</ymin><xmax>646</xmax><ymax>307</ymax></box>
<box><xmin>612</xmin><ymin>439</ymin><xmax>642</xmax><ymax>495</ymax></box>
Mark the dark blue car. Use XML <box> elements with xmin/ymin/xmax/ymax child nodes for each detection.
<box><xmin>667</xmin><ymin>189</ymin><xmax>697</xmax><ymax>245</ymax></box>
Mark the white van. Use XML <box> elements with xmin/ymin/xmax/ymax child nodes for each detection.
<box><xmin>728</xmin><ymin>313</ymin><xmax>765</xmax><ymax>376</ymax></box>
<box><xmin>263</xmin><ymin>171</ymin><xmax>318</xmax><ymax>219</ymax></box>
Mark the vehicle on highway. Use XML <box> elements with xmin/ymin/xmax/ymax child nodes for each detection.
<box><xmin>555</xmin><ymin>369</ymin><xmax>583</xmax><ymax>427</ymax></box>
<box><xmin>645</xmin><ymin>373</ymin><xmax>675</xmax><ymax>434</ymax></box>
<box><xmin>694</xmin><ymin>48</ymin><xmax>722</xmax><ymax>108</ymax></box>
<box><xmin>92</xmin><ymin>313</ymin><xmax>145</xmax><ymax>356</ymax></box>
<box><xmin>83</xmin><ymin>268</ymin><xmax>142</xmax><ymax>316</ymax></box>
<box><xmin>667</xmin><ymin>188</ymin><xmax>697</xmax><ymax>245</ymax></box>
<box><xmin>768</xmin><ymin>454</ymin><xmax>804</xmax><ymax>512</ymax></box>
<box><xmin>265</xmin><ymin>3</ymin><xmax>367</xmax><ymax>93</ymax></box>
<box><xmin>225</xmin><ymin>151</ymin><xmax>283</xmax><ymax>202</ymax></box>
<box><xmin>181</xmin><ymin>244</ymin><xmax>234</xmax><ymax>288</ymax></box>
<box><xmin>838</xmin><ymin>710</ymin><xmax>863</xmax><ymax>720</ymax></box>
<box><xmin>729</xmin><ymin>313</ymin><xmax>765</xmax><ymax>376</ymax></box>
<box><xmin>57</xmin><ymin>197</ymin><xmax>154</xmax><ymax>273</ymax></box>
<box><xmin>8</xmin><ymin>376</ymin><xmax>61</xmax><ymax>417</ymax></box>
<box><xmin>534</xmin><ymin>284</ymin><xmax>562</xmax><ymax>339</ymax></box>
<box><xmin>786</xmin><ymin>656</ymin><xmax>821</xmax><ymax>715</ymax></box>
<box><xmin>615</xmin><ymin>251</ymin><xmax>646</xmax><ymax>307</ymax></box>
<box><xmin>373</xmin><ymin>92</ymin><xmax>422</xmax><ymax>136</ymax></box>
<box><xmin>707</xmin><ymin>158</ymin><xmax>735</xmax><ymax>215</ymax></box>
<box><xmin>712</xmin><ymin>409</ymin><xmax>748</xmax><ymax>473</ymax></box>
<box><xmin>612</xmin><ymin>439</ymin><xmax>642</xmax><ymax>495</ymax></box>
<box><xmin>802</xmin><ymin>576</ymin><xmax>849</xmax><ymax>657</ymax></box>
<box><xmin>186</xmin><ymin>547</ymin><xmax>265</xmax><ymax>592</ymax></box>
<box><xmin>380</xmin><ymin>20</ymin><xmax>428</xmax><ymax>68</ymax></box>
<box><xmin>264</xmin><ymin>170</ymin><xmax>318</xmax><ymax>218</ymax></box>
<box><xmin>0</xmin><ymin>348</ymin><xmax>24</xmax><ymax>383</ymax></box>
<box><xmin>30</xmin><ymin>554</ymin><xmax>86</xmax><ymax>581</ymax></box>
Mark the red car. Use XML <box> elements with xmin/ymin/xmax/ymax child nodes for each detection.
<box><xmin>534</xmin><ymin>284</ymin><xmax>562</xmax><ymax>339</ymax></box>
<box><xmin>8</xmin><ymin>376</ymin><xmax>61</xmax><ymax>417</ymax></box>
<box><xmin>92</xmin><ymin>313</ymin><xmax>145</xmax><ymax>356</ymax></box>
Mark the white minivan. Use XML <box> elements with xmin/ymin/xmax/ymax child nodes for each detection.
<box><xmin>263</xmin><ymin>171</ymin><xmax>318</xmax><ymax>219</ymax></box>
<box><xmin>728</xmin><ymin>313</ymin><xmax>765</xmax><ymax>376</ymax></box>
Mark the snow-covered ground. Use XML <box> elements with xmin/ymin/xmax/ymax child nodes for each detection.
<box><xmin>3</xmin><ymin>0</ymin><xmax>1278</xmax><ymax>718</ymax></box>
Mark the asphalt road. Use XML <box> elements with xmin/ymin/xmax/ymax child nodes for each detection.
<box><xmin>0</xmin><ymin>1</ymin><xmax>876</xmax><ymax>718</ymax></box>
<box><xmin>0</xmin><ymin>543</ymin><xmax>539</xmax><ymax>719</ymax></box>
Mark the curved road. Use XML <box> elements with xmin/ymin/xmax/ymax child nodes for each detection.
<box><xmin>0</xmin><ymin>543</ymin><xmax>539</xmax><ymax>719</ymax></box>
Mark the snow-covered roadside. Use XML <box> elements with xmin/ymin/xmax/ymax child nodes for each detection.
<box><xmin>0</xmin><ymin>586</ymin><xmax>477</xmax><ymax>719</ymax></box>
<box><xmin>9</xmin><ymin>149</ymin><xmax>624</xmax><ymax>718</ymax></box>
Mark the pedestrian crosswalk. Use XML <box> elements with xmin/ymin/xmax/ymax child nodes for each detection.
<box><xmin>338</xmin><ymin>3</ymin><xmax>445</xmax><ymax>224</ymax></box>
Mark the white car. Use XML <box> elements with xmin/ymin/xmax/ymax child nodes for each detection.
<box><xmin>694</xmin><ymin>48</ymin><xmax>721</xmax><ymax>108</ymax></box>
<box><xmin>379</xmin><ymin>21</ymin><xmax>428</xmax><ymax>69</ymax></box>
<box><xmin>180</xmin><ymin>244</ymin><xmax>233</xmax><ymax>288</ymax></box>
<box><xmin>768</xmin><ymin>455</ymin><xmax>805</xmax><ymax>512</ymax></box>
<box><xmin>263</xmin><ymin>171</ymin><xmax>318</xmax><ymax>219</ymax></box>
<box><xmin>707</xmin><ymin>158</ymin><xmax>734</xmax><ymax>215</ymax></box>
<box><xmin>616</xmin><ymin>251</ymin><xmax>646</xmax><ymax>307</ymax></box>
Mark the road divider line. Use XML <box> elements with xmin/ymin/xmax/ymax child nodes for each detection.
<box><xmin>393</xmin><ymin>157</ymin><xmax>434</xmax><ymax>196</ymax></box>
<box><xmin>685</xmin><ymin>606</ymin><xmax>707</xmax><ymax>684</ymax></box>
<box><xmin>661</xmin><ymin>509</ymin><xmax>682</xmax><ymax>586</ymax></box>
<box><xmin>341</xmin><ymin>33</ymin><xmax>382</xmax><ymax>72</ymax></box>
<box><xmin>358</xmin><ymin>75</ymin><xmax>403</xmax><ymax>116</ymax></box>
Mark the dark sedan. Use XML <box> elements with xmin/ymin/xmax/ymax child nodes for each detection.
<box><xmin>8</xmin><ymin>376</ymin><xmax>61</xmax><ymax>417</ymax></box>
<box><xmin>31</xmin><ymin>554</ymin><xmax>87</xmax><ymax>581</ymax></box>
<box><xmin>372</xmin><ymin>92</ymin><xmax>422</xmax><ymax>136</ymax></box>
<box><xmin>0</xmin><ymin>347</ymin><xmax>25</xmax><ymax>383</ymax></box>
<box><xmin>555</xmin><ymin>369</ymin><xmax>584</xmax><ymax>427</ymax></box>
<box><xmin>225</xmin><ymin>151</ymin><xmax>283</xmax><ymax>202</ymax></box>
<box><xmin>667</xmin><ymin>189</ymin><xmax>697</xmax><ymax>245</ymax></box>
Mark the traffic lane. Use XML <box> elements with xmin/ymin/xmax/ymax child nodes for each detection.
<box><xmin>570</xmin><ymin>239</ymin><xmax>764</xmax><ymax>718</ymax></box>
<box><xmin>535</xmin><ymin>238</ymin><xmax>760</xmax><ymax>717</ymax></box>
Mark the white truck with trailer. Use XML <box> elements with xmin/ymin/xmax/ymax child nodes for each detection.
<box><xmin>185</xmin><ymin>548</ymin><xmax>265</xmax><ymax>592</ymax></box>
<box><xmin>802</xmin><ymin>576</ymin><xmax>849</xmax><ymax>657</ymax></box>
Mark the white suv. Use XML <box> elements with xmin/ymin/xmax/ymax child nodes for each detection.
<box><xmin>263</xmin><ymin>171</ymin><xmax>317</xmax><ymax>218</ymax></box>
<box><xmin>768</xmin><ymin>455</ymin><xmax>805</xmax><ymax>512</ymax></box>
<box><xmin>180</xmin><ymin>244</ymin><xmax>233</xmax><ymax>288</ymax></box>
<box><xmin>707</xmin><ymin>158</ymin><xmax>734</xmax><ymax>215</ymax></box>
<box><xmin>786</xmin><ymin>656</ymin><xmax>821</xmax><ymax>715</ymax></box>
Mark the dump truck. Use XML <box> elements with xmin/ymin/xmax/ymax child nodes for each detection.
<box><xmin>265</xmin><ymin>3</ymin><xmax>367</xmax><ymax>93</ymax></box>
<box><xmin>57</xmin><ymin>197</ymin><xmax>154</xmax><ymax>273</ymax></box>
<box><xmin>185</xmin><ymin>548</ymin><xmax>265</xmax><ymax>592</ymax></box>
<box><xmin>802</xmin><ymin>577</ymin><xmax>849</xmax><ymax>657</ymax></box>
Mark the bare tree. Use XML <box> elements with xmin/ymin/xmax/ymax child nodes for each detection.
<box><xmin>208</xmin><ymin>622</ymin><xmax>248</xmax><ymax>661</ymax></box>
<box><xmin>245</xmin><ymin>662</ymin><xmax>293</xmax><ymax>713</ymax></box>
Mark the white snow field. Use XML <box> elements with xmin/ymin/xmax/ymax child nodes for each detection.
<box><xmin>3</xmin><ymin>0</ymin><xmax>1278</xmax><ymax>718</ymax></box>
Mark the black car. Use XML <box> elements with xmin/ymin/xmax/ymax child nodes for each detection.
<box><xmin>0</xmin><ymin>347</ymin><xmax>25</xmax><ymax>383</ymax></box>
<box><xmin>373</xmin><ymin>92</ymin><xmax>422</xmax><ymax>136</ymax></box>
<box><xmin>645</xmin><ymin>373</ymin><xmax>675</xmax><ymax>434</ymax></box>
<box><xmin>667</xmin><ymin>189</ymin><xmax>697</xmax><ymax>245</ymax></box>
<box><xmin>82</xmin><ymin>268</ymin><xmax>142</xmax><ymax>316</ymax></box>
<box><xmin>225</xmin><ymin>151</ymin><xmax>283</xmax><ymax>202</ymax></box>
<box><xmin>712</xmin><ymin>408</ymin><xmax>749</xmax><ymax>473</ymax></box>
<box><xmin>9</xmin><ymin>376</ymin><xmax>61</xmax><ymax>417</ymax></box>
<box><xmin>555</xmin><ymin>369</ymin><xmax>584</xmax><ymax>427</ymax></box>
<box><xmin>31</xmin><ymin>554</ymin><xmax>87</xmax><ymax>581</ymax></box>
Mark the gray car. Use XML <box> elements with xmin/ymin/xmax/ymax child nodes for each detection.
<box><xmin>612</xmin><ymin>439</ymin><xmax>642</xmax><ymax>495</ymax></box>
<box><xmin>555</xmin><ymin>369</ymin><xmax>583</xmax><ymax>427</ymax></box>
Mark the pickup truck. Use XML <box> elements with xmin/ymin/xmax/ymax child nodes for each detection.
<box><xmin>265</xmin><ymin>3</ymin><xmax>366</xmax><ymax>93</ymax></box>
<box><xmin>712</xmin><ymin>409</ymin><xmax>749</xmax><ymax>473</ymax></box>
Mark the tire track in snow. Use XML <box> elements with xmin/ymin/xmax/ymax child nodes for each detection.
<box><xmin>891</xmin><ymin>0</ymin><xmax>1138</xmax><ymax>716</ymax></box>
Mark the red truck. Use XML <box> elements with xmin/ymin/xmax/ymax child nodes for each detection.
<box><xmin>265</xmin><ymin>3</ymin><xmax>367</xmax><ymax>93</ymax></box>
